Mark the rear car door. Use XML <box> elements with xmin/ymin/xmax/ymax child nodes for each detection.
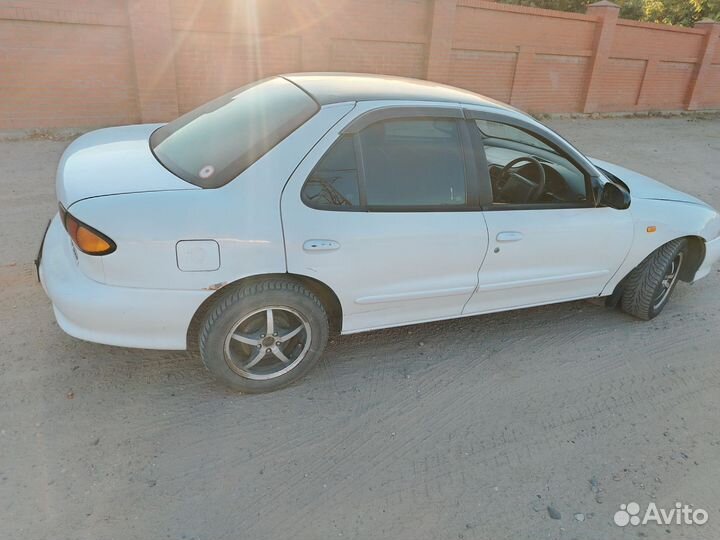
<box><xmin>462</xmin><ymin>111</ymin><xmax>634</xmax><ymax>314</ymax></box>
<box><xmin>281</xmin><ymin>104</ymin><xmax>489</xmax><ymax>333</ymax></box>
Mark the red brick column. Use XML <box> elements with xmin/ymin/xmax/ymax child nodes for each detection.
<box><xmin>582</xmin><ymin>0</ymin><xmax>620</xmax><ymax>113</ymax></box>
<box><xmin>687</xmin><ymin>19</ymin><xmax>720</xmax><ymax>111</ymax></box>
<box><xmin>127</xmin><ymin>0</ymin><xmax>179</xmax><ymax>122</ymax></box>
<box><xmin>426</xmin><ymin>0</ymin><xmax>458</xmax><ymax>82</ymax></box>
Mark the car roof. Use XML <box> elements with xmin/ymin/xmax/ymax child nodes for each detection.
<box><xmin>282</xmin><ymin>73</ymin><xmax>515</xmax><ymax>112</ymax></box>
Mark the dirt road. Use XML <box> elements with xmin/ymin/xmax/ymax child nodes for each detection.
<box><xmin>2</xmin><ymin>116</ymin><xmax>719</xmax><ymax>540</ymax></box>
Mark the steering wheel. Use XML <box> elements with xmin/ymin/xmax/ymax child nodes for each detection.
<box><xmin>497</xmin><ymin>156</ymin><xmax>546</xmax><ymax>203</ymax></box>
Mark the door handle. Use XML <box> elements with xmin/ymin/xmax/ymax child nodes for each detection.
<box><xmin>303</xmin><ymin>239</ymin><xmax>340</xmax><ymax>251</ymax></box>
<box><xmin>496</xmin><ymin>231</ymin><xmax>523</xmax><ymax>243</ymax></box>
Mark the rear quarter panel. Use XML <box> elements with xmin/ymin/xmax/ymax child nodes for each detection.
<box><xmin>68</xmin><ymin>103</ymin><xmax>356</xmax><ymax>291</ymax></box>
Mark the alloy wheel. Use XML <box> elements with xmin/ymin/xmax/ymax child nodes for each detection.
<box><xmin>652</xmin><ymin>252</ymin><xmax>683</xmax><ymax>310</ymax></box>
<box><xmin>223</xmin><ymin>306</ymin><xmax>311</xmax><ymax>380</ymax></box>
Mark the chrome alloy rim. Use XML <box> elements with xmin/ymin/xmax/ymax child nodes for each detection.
<box><xmin>223</xmin><ymin>307</ymin><xmax>311</xmax><ymax>380</ymax></box>
<box><xmin>653</xmin><ymin>252</ymin><xmax>684</xmax><ymax>310</ymax></box>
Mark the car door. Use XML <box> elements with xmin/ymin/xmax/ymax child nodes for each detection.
<box><xmin>462</xmin><ymin>111</ymin><xmax>634</xmax><ymax>315</ymax></box>
<box><xmin>281</xmin><ymin>104</ymin><xmax>489</xmax><ymax>334</ymax></box>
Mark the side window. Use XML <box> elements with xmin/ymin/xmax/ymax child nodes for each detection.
<box><xmin>360</xmin><ymin>119</ymin><xmax>466</xmax><ymax>208</ymax></box>
<box><xmin>302</xmin><ymin>136</ymin><xmax>360</xmax><ymax>209</ymax></box>
<box><xmin>473</xmin><ymin>119</ymin><xmax>589</xmax><ymax>206</ymax></box>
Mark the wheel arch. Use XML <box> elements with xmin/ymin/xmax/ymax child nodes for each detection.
<box><xmin>605</xmin><ymin>235</ymin><xmax>705</xmax><ymax>307</ymax></box>
<box><xmin>186</xmin><ymin>273</ymin><xmax>343</xmax><ymax>353</ymax></box>
<box><xmin>678</xmin><ymin>235</ymin><xmax>705</xmax><ymax>282</ymax></box>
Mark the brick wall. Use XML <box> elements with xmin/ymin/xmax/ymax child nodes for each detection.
<box><xmin>1</xmin><ymin>0</ymin><xmax>718</xmax><ymax>129</ymax></box>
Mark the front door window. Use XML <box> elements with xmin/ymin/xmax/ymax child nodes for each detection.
<box><xmin>472</xmin><ymin>119</ymin><xmax>590</xmax><ymax>207</ymax></box>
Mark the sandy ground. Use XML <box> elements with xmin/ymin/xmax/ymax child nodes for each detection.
<box><xmin>1</xmin><ymin>116</ymin><xmax>719</xmax><ymax>540</ymax></box>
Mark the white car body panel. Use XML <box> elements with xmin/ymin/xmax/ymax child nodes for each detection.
<box><xmin>695</xmin><ymin>236</ymin><xmax>720</xmax><ymax>281</ymax></box>
<box><xmin>282</xmin><ymin>102</ymin><xmax>488</xmax><ymax>333</ymax></box>
<box><xmin>39</xmin><ymin>215</ymin><xmax>210</xmax><ymax>349</ymax></box>
<box><xmin>65</xmin><ymin>103</ymin><xmax>354</xmax><ymax>291</ymax></box>
<box><xmin>41</xmin><ymin>102</ymin><xmax>355</xmax><ymax>347</ymax></box>
<box><xmin>464</xmin><ymin>207</ymin><xmax>634</xmax><ymax>314</ymax></box>
<box><xmin>282</xmin><ymin>101</ymin><xmax>491</xmax><ymax>333</ymax></box>
<box><xmin>600</xmin><ymin>198</ymin><xmax>720</xmax><ymax>294</ymax></box>
<box><xmin>590</xmin><ymin>158</ymin><xmax>720</xmax><ymax>294</ymax></box>
<box><xmin>38</xmin><ymin>75</ymin><xmax>720</xmax><ymax>350</ymax></box>
<box><xmin>591</xmin><ymin>158</ymin><xmax>708</xmax><ymax>206</ymax></box>
<box><xmin>57</xmin><ymin>123</ymin><xmax>197</xmax><ymax>206</ymax></box>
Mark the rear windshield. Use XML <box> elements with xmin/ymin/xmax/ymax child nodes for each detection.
<box><xmin>150</xmin><ymin>77</ymin><xmax>319</xmax><ymax>188</ymax></box>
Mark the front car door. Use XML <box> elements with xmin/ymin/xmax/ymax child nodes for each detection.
<box><xmin>281</xmin><ymin>103</ymin><xmax>489</xmax><ymax>333</ymax></box>
<box><xmin>462</xmin><ymin>109</ymin><xmax>634</xmax><ymax>315</ymax></box>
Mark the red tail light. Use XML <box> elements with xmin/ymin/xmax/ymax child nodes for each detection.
<box><xmin>59</xmin><ymin>204</ymin><xmax>116</xmax><ymax>256</ymax></box>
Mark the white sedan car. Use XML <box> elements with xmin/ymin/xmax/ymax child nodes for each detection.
<box><xmin>38</xmin><ymin>73</ymin><xmax>720</xmax><ymax>392</ymax></box>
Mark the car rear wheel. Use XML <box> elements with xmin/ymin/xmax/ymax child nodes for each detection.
<box><xmin>199</xmin><ymin>279</ymin><xmax>329</xmax><ymax>393</ymax></box>
<box><xmin>621</xmin><ymin>238</ymin><xmax>687</xmax><ymax>320</ymax></box>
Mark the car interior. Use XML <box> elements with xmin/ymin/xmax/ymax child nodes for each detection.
<box><xmin>474</xmin><ymin>120</ymin><xmax>589</xmax><ymax>206</ymax></box>
<box><xmin>303</xmin><ymin>118</ymin><xmax>591</xmax><ymax>210</ymax></box>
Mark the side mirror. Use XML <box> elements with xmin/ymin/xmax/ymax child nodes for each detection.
<box><xmin>599</xmin><ymin>182</ymin><xmax>631</xmax><ymax>210</ymax></box>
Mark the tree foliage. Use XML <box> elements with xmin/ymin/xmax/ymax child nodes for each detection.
<box><xmin>499</xmin><ymin>0</ymin><xmax>720</xmax><ymax>26</ymax></box>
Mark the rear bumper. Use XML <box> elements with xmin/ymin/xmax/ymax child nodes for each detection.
<box><xmin>694</xmin><ymin>236</ymin><xmax>720</xmax><ymax>282</ymax></box>
<box><xmin>39</xmin><ymin>215</ymin><xmax>211</xmax><ymax>350</ymax></box>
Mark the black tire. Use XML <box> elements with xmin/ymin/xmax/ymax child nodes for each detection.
<box><xmin>621</xmin><ymin>238</ymin><xmax>688</xmax><ymax>320</ymax></box>
<box><xmin>198</xmin><ymin>279</ymin><xmax>329</xmax><ymax>393</ymax></box>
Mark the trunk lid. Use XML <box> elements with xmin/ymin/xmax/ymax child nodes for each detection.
<box><xmin>57</xmin><ymin>124</ymin><xmax>199</xmax><ymax>207</ymax></box>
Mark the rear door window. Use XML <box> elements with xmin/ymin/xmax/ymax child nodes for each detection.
<box><xmin>302</xmin><ymin>136</ymin><xmax>360</xmax><ymax>209</ymax></box>
<box><xmin>302</xmin><ymin>117</ymin><xmax>469</xmax><ymax>211</ymax></box>
<box><xmin>360</xmin><ymin>119</ymin><xmax>466</xmax><ymax>208</ymax></box>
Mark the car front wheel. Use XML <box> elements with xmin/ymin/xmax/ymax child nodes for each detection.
<box><xmin>199</xmin><ymin>279</ymin><xmax>329</xmax><ymax>393</ymax></box>
<box><xmin>621</xmin><ymin>238</ymin><xmax>688</xmax><ymax>320</ymax></box>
